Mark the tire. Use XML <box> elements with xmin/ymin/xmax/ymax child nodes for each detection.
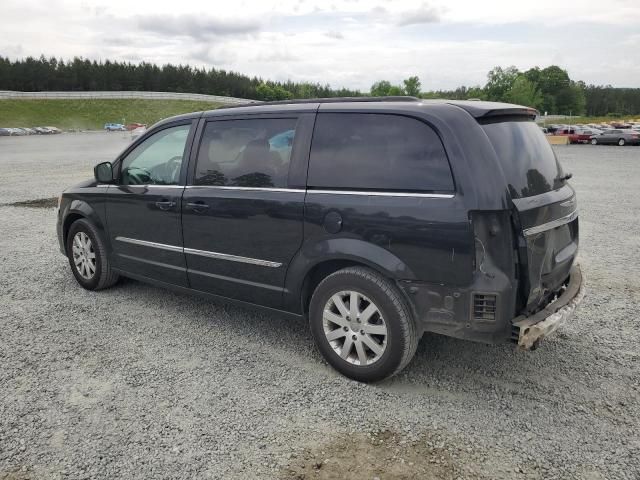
<box><xmin>618</xmin><ymin>138</ymin><xmax>625</xmax><ymax>146</ymax></box>
<box><xmin>591</xmin><ymin>138</ymin><xmax>597</xmax><ymax>145</ymax></box>
<box><xmin>309</xmin><ymin>266</ymin><xmax>419</xmax><ymax>382</ymax></box>
<box><xmin>66</xmin><ymin>218</ymin><xmax>119</xmax><ymax>290</ymax></box>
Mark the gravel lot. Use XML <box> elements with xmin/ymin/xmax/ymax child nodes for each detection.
<box><xmin>1</xmin><ymin>133</ymin><xmax>639</xmax><ymax>479</ymax></box>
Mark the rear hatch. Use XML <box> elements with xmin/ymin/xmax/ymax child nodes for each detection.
<box><xmin>481</xmin><ymin>119</ymin><xmax>579</xmax><ymax>313</ymax></box>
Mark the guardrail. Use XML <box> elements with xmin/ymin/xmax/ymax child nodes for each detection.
<box><xmin>0</xmin><ymin>90</ymin><xmax>254</xmax><ymax>104</ymax></box>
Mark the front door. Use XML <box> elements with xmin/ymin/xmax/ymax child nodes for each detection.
<box><xmin>181</xmin><ymin>115</ymin><xmax>307</xmax><ymax>308</ymax></box>
<box><xmin>105</xmin><ymin>122</ymin><xmax>194</xmax><ymax>286</ymax></box>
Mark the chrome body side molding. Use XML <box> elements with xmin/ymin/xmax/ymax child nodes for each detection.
<box><xmin>114</xmin><ymin>236</ymin><xmax>282</xmax><ymax>267</ymax></box>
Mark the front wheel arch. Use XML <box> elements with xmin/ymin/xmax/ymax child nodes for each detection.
<box><xmin>62</xmin><ymin>212</ymin><xmax>85</xmax><ymax>250</ymax></box>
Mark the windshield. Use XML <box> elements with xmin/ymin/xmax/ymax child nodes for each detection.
<box><xmin>482</xmin><ymin>120</ymin><xmax>564</xmax><ymax>198</ymax></box>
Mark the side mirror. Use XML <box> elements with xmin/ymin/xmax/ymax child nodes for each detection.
<box><xmin>94</xmin><ymin>161</ymin><xmax>114</xmax><ymax>183</ymax></box>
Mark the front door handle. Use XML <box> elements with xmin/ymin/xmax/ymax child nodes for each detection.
<box><xmin>155</xmin><ymin>200</ymin><xmax>176</xmax><ymax>211</ymax></box>
<box><xmin>186</xmin><ymin>201</ymin><xmax>210</xmax><ymax>213</ymax></box>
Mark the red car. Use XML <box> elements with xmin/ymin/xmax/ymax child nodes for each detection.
<box><xmin>125</xmin><ymin>123</ymin><xmax>147</xmax><ymax>131</ymax></box>
<box><xmin>555</xmin><ymin>128</ymin><xmax>592</xmax><ymax>144</ymax></box>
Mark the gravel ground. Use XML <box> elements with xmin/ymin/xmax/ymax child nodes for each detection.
<box><xmin>0</xmin><ymin>134</ymin><xmax>639</xmax><ymax>479</ymax></box>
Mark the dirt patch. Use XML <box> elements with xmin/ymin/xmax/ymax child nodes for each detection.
<box><xmin>4</xmin><ymin>197</ymin><xmax>58</xmax><ymax>208</ymax></box>
<box><xmin>281</xmin><ymin>430</ymin><xmax>485</xmax><ymax>480</ymax></box>
<box><xmin>0</xmin><ymin>467</ymin><xmax>32</xmax><ymax>480</ymax></box>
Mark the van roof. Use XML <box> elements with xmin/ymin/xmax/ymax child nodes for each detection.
<box><xmin>207</xmin><ymin>97</ymin><xmax>538</xmax><ymax>119</ymax></box>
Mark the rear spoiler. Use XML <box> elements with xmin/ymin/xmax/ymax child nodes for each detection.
<box><xmin>446</xmin><ymin>101</ymin><xmax>539</xmax><ymax>121</ymax></box>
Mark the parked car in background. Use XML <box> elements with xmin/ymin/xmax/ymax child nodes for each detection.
<box><xmin>130</xmin><ymin>126</ymin><xmax>147</xmax><ymax>140</ymax></box>
<box><xmin>0</xmin><ymin>128</ymin><xmax>11</xmax><ymax>136</ymax></box>
<box><xmin>590</xmin><ymin>129</ymin><xmax>640</xmax><ymax>146</ymax></box>
<box><xmin>104</xmin><ymin>123</ymin><xmax>126</xmax><ymax>132</ymax></box>
<box><xmin>125</xmin><ymin>123</ymin><xmax>146</xmax><ymax>131</ymax></box>
<box><xmin>546</xmin><ymin>124</ymin><xmax>564</xmax><ymax>134</ymax></box>
<box><xmin>555</xmin><ymin>128</ymin><xmax>592</xmax><ymax>144</ymax></box>
<box><xmin>609</xmin><ymin>122</ymin><xmax>631</xmax><ymax>129</ymax></box>
<box><xmin>57</xmin><ymin>97</ymin><xmax>583</xmax><ymax>382</ymax></box>
<box><xmin>33</xmin><ymin>126</ymin><xmax>58</xmax><ymax>134</ymax></box>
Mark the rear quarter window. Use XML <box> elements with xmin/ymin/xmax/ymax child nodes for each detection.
<box><xmin>308</xmin><ymin>113</ymin><xmax>454</xmax><ymax>192</ymax></box>
<box><xmin>481</xmin><ymin>120</ymin><xmax>564</xmax><ymax>198</ymax></box>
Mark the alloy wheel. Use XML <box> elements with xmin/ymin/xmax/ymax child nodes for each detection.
<box><xmin>72</xmin><ymin>231</ymin><xmax>96</xmax><ymax>280</ymax></box>
<box><xmin>322</xmin><ymin>290</ymin><xmax>388</xmax><ymax>366</ymax></box>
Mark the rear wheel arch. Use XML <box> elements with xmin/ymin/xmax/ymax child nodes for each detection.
<box><xmin>308</xmin><ymin>265</ymin><xmax>420</xmax><ymax>381</ymax></box>
<box><xmin>285</xmin><ymin>239</ymin><xmax>418</xmax><ymax>316</ymax></box>
<box><xmin>300</xmin><ymin>259</ymin><xmax>367</xmax><ymax>317</ymax></box>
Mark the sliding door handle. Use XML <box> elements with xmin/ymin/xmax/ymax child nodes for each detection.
<box><xmin>155</xmin><ymin>200</ymin><xmax>176</xmax><ymax>210</ymax></box>
<box><xmin>186</xmin><ymin>201</ymin><xmax>210</xmax><ymax>212</ymax></box>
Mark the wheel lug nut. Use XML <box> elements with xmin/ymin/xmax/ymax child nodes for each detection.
<box><xmin>352</xmin><ymin>335</ymin><xmax>357</xmax><ymax>341</ymax></box>
<box><xmin>360</xmin><ymin>330</ymin><xmax>364</xmax><ymax>335</ymax></box>
<box><xmin>343</xmin><ymin>326</ymin><xmax>349</xmax><ymax>331</ymax></box>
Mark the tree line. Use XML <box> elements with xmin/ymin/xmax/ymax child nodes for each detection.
<box><xmin>0</xmin><ymin>56</ymin><xmax>359</xmax><ymax>101</ymax></box>
<box><xmin>0</xmin><ymin>56</ymin><xmax>638</xmax><ymax>116</ymax></box>
<box><xmin>372</xmin><ymin>67</ymin><xmax>640</xmax><ymax>116</ymax></box>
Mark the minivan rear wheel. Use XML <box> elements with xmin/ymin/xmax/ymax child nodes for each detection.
<box><xmin>309</xmin><ymin>267</ymin><xmax>419</xmax><ymax>382</ymax></box>
<box><xmin>66</xmin><ymin>218</ymin><xmax>119</xmax><ymax>290</ymax></box>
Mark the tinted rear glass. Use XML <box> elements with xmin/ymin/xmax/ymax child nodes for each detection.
<box><xmin>482</xmin><ymin>120</ymin><xmax>563</xmax><ymax>198</ymax></box>
<box><xmin>308</xmin><ymin>113</ymin><xmax>454</xmax><ymax>192</ymax></box>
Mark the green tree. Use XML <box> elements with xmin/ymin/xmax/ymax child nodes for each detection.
<box><xmin>403</xmin><ymin>76</ymin><xmax>421</xmax><ymax>96</ymax></box>
<box><xmin>484</xmin><ymin>66</ymin><xmax>520</xmax><ymax>101</ymax></box>
<box><xmin>505</xmin><ymin>75</ymin><xmax>543</xmax><ymax>109</ymax></box>
<box><xmin>370</xmin><ymin>80</ymin><xmax>393</xmax><ymax>96</ymax></box>
<box><xmin>387</xmin><ymin>85</ymin><xmax>405</xmax><ymax>95</ymax></box>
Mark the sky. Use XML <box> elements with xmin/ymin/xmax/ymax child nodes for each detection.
<box><xmin>1</xmin><ymin>0</ymin><xmax>639</xmax><ymax>91</ymax></box>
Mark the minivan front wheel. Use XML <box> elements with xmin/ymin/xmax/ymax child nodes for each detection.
<box><xmin>618</xmin><ymin>138</ymin><xmax>626</xmax><ymax>146</ymax></box>
<box><xmin>66</xmin><ymin>218</ymin><xmax>119</xmax><ymax>290</ymax></box>
<box><xmin>309</xmin><ymin>267</ymin><xmax>419</xmax><ymax>382</ymax></box>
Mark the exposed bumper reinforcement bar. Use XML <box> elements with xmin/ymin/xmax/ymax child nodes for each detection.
<box><xmin>512</xmin><ymin>263</ymin><xmax>585</xmax><ymax>350</ymax></box>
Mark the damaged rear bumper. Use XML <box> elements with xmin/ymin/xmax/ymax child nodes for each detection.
<box><xmin>512</xmin><ymin>263</ymin><xmax>585</xmax><ymax>350</ymax></box>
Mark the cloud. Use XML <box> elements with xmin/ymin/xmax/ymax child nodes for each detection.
<box><xmin>325</xmin><ymin>30</ymin><xmax>344</xmax><ymax>40</ymax></box>
<box><xmin>1</xmin><ymin>0</ymin><xmax>639</xmax><ymax>91</ymax></box>
<box><xmin>136</xmin><ymin>14</ymin><xmax>261</xmax><ymax>39</ymax></box>
<box><xmin>395</xmin><ymin>3</ymin><xmax>441</xmax><ymax>26</ymax></box>
<box><xmin>368</xmin><ymin>2</ymin><xmax>441</xmax><ymax>27</ymax></box>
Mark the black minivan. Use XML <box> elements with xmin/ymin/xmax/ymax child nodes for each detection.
<box><xmin>57</xmin><ymin>97</ymin><xmax>584</xmax><ymax>382</ymax></box>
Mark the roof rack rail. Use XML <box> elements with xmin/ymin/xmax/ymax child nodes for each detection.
<box><xmin>222</xmin><ymin>96</ymin><xmax>422</xmax><ymax>108</ymax></box>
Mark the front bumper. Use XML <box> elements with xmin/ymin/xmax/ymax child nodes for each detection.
<box><xmin>512</xmin><ymin>263</ymin><xmax>585</xmax><ymax>350</ymax></box>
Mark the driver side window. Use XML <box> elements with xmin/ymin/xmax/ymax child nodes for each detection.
<box><xmin>120</xmin><ymin>124</ymin><xmax>191</xmax><ymax>185</ymax></box>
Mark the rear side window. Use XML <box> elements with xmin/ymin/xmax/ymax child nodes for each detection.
<box><xmin>308</xmin><ymin>113</ymin><xmax>454</xmax><ymax>192</ymax></box>
<box><xmin>194</xmin><ymin>118</ymin><xmax>297</xmax><ymax>188</ymax></box>
<box><xmin>481</xmin><ymin>120</ymin><xmax>563</xmax><ymax>198</ymax></box>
